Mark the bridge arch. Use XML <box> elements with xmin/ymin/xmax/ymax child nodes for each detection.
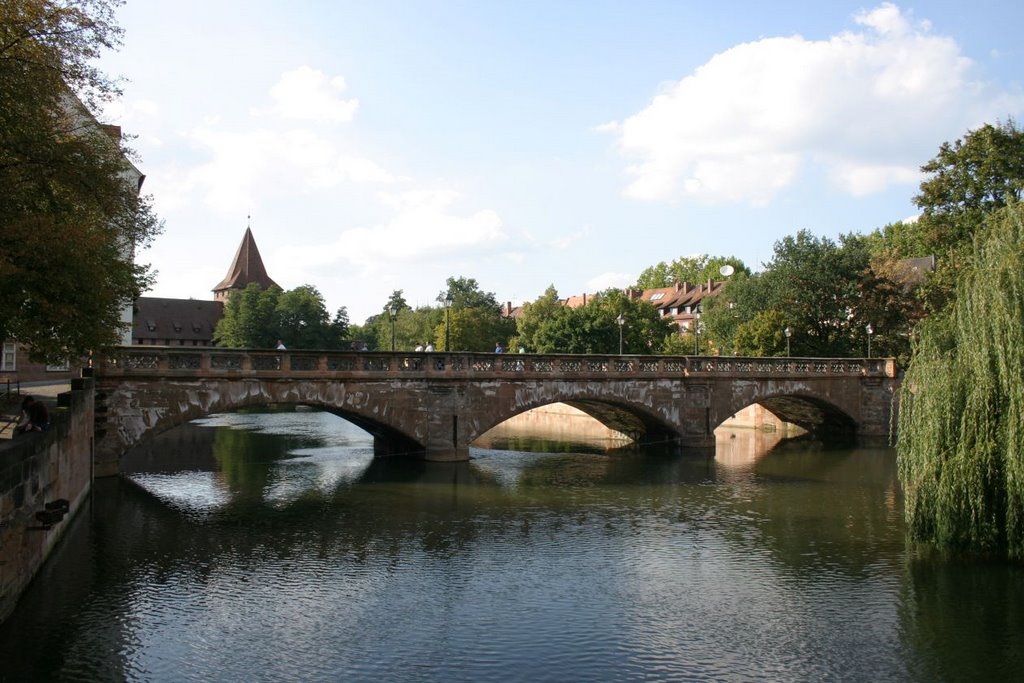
<box><xmin>464</xmin><ymin>382</ymin><xmax>696</xmax><ymax>449</ymax></box>
<box><xmin>95</xmin><ymin>378</ymin><xmax>431</xmax><ymax>466</ymax></box>
<box><xmin>714</xmin><ymin>390</ymin><xmax>859</xmax><ymax>441</ymax></box>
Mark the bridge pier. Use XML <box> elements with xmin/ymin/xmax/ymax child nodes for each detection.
<box><xmin>424</xmin><ymin>446</ymin><xmax>470</xmax><ymax>462</ymax></box>
<box><xmin>372</xmin><ymin>434</ymin><xmax>470</xmax><ymax>462</ymax></box>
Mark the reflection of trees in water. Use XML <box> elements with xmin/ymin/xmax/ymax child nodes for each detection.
<box><xmin>476</xmin><ymin>434</ymin><xmax>609</xmax><ymax>454</ymax></box>
<box><xmin>105</xmin><ymin>432</ymin><xmax>1020</xmax><ymax>683</ymax></box>
<box><xmin>211</xmin><ymin>426</ymin><xmax>300</xmax><ymax>499</ymax></box>
<box><xmin>899</xmin><ymin>557</ymin><xmax>1024</xmax><ymax>680</ymax></box>
<box><xmin>121</xmin><ymin>409</ymin><xmax>904</xmax><ymax>583</ymax></box>
<box><xmin>711</xmin><ymin>443</ymin><xmax>906</xmax><ymax>575</ymax></box>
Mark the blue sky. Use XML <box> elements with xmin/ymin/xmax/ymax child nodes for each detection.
<box><xmin>99</xmin><ymin>1</ymin><xmax>1024</xmax><ymax>324</ymax></box>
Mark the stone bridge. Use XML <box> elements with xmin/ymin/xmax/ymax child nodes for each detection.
<box><xmin>90</xmin><ymin>348</ymin><xmax>900</xmax><ymax>476</ymax></box>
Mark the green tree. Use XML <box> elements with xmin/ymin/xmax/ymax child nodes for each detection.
<box><xmin>636</xmin><ymin>254</ymin><xmax>749</xmax><ymax>289</ymax></box>
<box><xmin>392</xmin><ymin>306</ymin><xmax>441</xmax><ymax>351</ymax></box>
<box><xmin>850</xmin><ymin>254</ymin><xmax>920</xmax><ymax>363</ymax></box>
<box><xmin>347</xmin><ymin>321</ymin><xmax>372</xmax><ymax>350</ymax></box>
<box><xmin>912</xmin><ymin>120</ymin><xmax>1024</xmax><ymax>310</ymax></box>
<box><xmin>331</xmin><ymin>306</ymin><xmax>350</xmax><ymax>343</ymax></box>
<box><xmin>214</xmin><ymin>284</ymin><xmax>348</xmax><ymax>349</ymax></box>
<box><xmin>915</xmin><ymin>120</ymin><xmax>1024</xmax><ymax>250</ymax></box>
<box><xmin>276</xmin><ymin>285</ymin><xmax>333</xmax><ymax>348</ymax></box>
<box><xmin>597</xmin><ymin>289</ymin><xmax>676</xmax><ymax>354</ymax></box>
<box><xmin>1</xmin><ymin>0</ymin><xmax>162</xmax><ymax>361</ymax></box>
<box><xmin>437</xmin><ymin>276</ymin><xmax>501</xmax><ymax>310</ymax></box>
<box><xmin>371</xmin><ymin>290</ymin><xmax>412</xmax><ymax>350</ymax></box>
<box><xmin>518</xmin><ymin>288</ymin><xmax>674</xmax><ymax>354</ymax></box>
<box><xmin>757</xmin><ymin>230</ymin><xmax>870</xmax><ymax>357</ymax></box>
<box><xmin>699</xmin><ymin>284</ymin><xmax>745</xmax><ymax>356</ymax></box>
<box><xmin>898</xmin><ymin>202</ymin><xmax>1024</xmax><ymax>560</ymax></box>
<box><xmin>384</xmin><ymin>289</ymin><xmax>409</xmax><ymax>314</ymax></box>
<box><xmin>215</xmin><ymin>284</ymin><xmax>280</xmax><ymax>348</ymax></box>
<box><xmin>516</xmin><ymin>285</ymin><xmax>563</xmax><ymax>352</ymax></box>
<box><xmin>433</xmin><ymin>276</ymin><xmax>513</xmax><ymax>351</ymax></box>
<box><xmin>732</xmin><ymin>309</ymin><xmax>789</xmax><ymax>356</ymax></box>
<box><xmin>441</xmin><ymin>307</ymin><xmax>515</xmax><ymax>352</ymax></box>
<box><xmin>699</xmin><ymin>231</ymin><xmax>900</xmax><ymax>358</ymax></box>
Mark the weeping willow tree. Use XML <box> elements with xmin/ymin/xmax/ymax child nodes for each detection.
<box><xmin>898</xmin><ymin>202</ymin><xmax>1024</xmax><ymax>560</ymax></box>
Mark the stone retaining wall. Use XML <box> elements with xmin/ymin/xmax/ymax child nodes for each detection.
<box><xmin>0</xmin><ymin>378</ymin><xmax>94</xmax><ymax>623</ymax></box>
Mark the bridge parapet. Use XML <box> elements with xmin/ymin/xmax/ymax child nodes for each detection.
<box><xmin>97</xmin><ymin>347</ymin><xmax>896</xmax><ymax>381</ymax></box>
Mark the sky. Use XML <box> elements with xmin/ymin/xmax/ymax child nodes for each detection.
<box><xmin>97</xmin><ymin>0</ymin><xmax>1024</xmax><ymax>324</ymax></box>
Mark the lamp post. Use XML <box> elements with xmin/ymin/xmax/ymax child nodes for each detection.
<box><xmin>866</xmin><ymin>323</ymin><xmax>873</xmax><ymax>358</ymax></box>
<box><xmin>444</xmin><ymin>295</ymin><xmax>453</xmax><ymax>352</ymax></box>
<box><xmin>784</xmin><ymin>326</ymin><xmax>792</xmax><ymax>357</ymax></box>
<box><xmin>388</xmin><ymin>306</ymin><xmax>397</xmax><ymax>352</ymax></box>
<box><xmin>693</xmin><ymin>314</ymin><xmax>701</xmax><ymax>355</ymax></box>
<box><xmin>617</xmin><ymin>314</ymin><xmax>625</xmax><ymax>355</ymax></box>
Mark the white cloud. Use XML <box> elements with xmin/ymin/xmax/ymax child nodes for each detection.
<box><xmin>101</xmin><ymin>97</ymin><xmax>160</xmax><ymax>124</ymax></box>
<box><xmin>587</xmin><ymin>271</ymin><xmax>634</xmax><ymax>291</ymax></box>
<box><xmin>854</xmin><ymin>2</ymin><xmax>913</xmax><ymax>36</ymax></box>
<box><xmin>828</xmin><ymin>161</ymin><xmax>919</xmax><ymax>196</ymax></box>
<box><xmin>148</xmin><ymin>66</ymin><xmax>394</xmax><ymax>213</ymax></box>
<box><xmin>276</xmin><ymin>189</ymin><xmax>508</xmax><ymax>273</ymax></box>
<box><xmin>267</xmin><ymin>66</ymin><xmax>359</xmax><ymax>123</ymax></box>
<box><xmin>138</xmin><ymin>60</ymin><xmax>511</xmax><ymax>308</ymax></box>
<box><xmin>606</xmin><ymin>3</ymin><xmax>1024</xmax><ymax>205</ymax></box>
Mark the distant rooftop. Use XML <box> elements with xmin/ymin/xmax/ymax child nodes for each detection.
<box><xmin>212</xmin><ymin>227</ymin><xmax>280</xmax><ymax>300</ymax></box>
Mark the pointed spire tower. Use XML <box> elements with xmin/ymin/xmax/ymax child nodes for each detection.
<box><xmin>213</xmin><ymin>222</ymin><xmax>280</xmax><ymax>302</ymax></box>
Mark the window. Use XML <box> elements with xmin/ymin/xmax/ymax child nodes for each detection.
<box><xmin>1</xmin><ymin>342</ymin><xmax>15</xmax><ymax>371</ymax></box>
<box><xmin>146</xmin><ymin>320</ymin><xmax>157</xmax><ymax>332</ymax></box>
<box><xmin>46</xmin><ymin>360</ymin><xmax>70</xmax><ymax>372</ymax></box>
<box><xmin>172</xmin><ymin>321</ymin><xmax>183</xmax><ymax>333</ymax></box>
<box><xmin>649</xmin><ymin>292</ymin><xmax>665</xmax><ymax>301</ymax></box>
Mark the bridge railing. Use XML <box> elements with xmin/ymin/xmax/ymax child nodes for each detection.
<box><xmin>94</xmin><ymin>347</ymin><xmax>896</xmax><ymax>380</ymax></box>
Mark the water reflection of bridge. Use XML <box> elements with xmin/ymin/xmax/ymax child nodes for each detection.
<box><xmin>93</xmin><ymin>348</ymin><xmax>899</xmax><ymax>475</ymax></box>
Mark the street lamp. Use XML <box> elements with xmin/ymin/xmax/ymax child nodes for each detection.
<box><xmin>444</xmin><ymin>295</ymin><xmax>453</xmax><ymax>352</ymax></box>
<box><xmin>388</xmin><ymin>305</ymin><xmax>397</xmax><ymax>352</ymax></box>
<box><xmin>866</xmin><ymin>323</ymin><xmax>873</xmax><ymax>358</ymax></box>
<box><xmin>784</xmin><ymin>326</ymin><xmax>792</xmax><ymax>357</ymax></box>
<box><xmin>693</xmin><ymin>314</ymin><xmax>701</xmax><ymax>355</ymax></box>
<box><xmin>616</xmin><ymin>314</ymin><xmax>625</xmax><ymax>355</ymax></box>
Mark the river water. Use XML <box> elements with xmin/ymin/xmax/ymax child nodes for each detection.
<box><xmin>2</xmin><ymin>408</ymin><xmax>1022</xmax><ymax>682</ymax></box>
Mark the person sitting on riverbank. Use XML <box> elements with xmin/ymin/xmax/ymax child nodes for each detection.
<box><xmin>16</xmin><ymin>396</ymin><xmax>50</xmax><ymax>434</ymax></box>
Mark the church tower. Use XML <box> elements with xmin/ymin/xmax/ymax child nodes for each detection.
<box><xmin>212</xmin><ymin>226</ymin><xmax>280</xmax><ymax>303</ymax></box>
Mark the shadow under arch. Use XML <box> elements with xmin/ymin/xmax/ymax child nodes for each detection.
<box><xmin>723</xmin><ymin>393</ymin><xmax>858</xmax><ymax>444</ymax></box>
<box><xmin>312</xmin><ymin>404</ymin><xmax>424</xmax><ymax>458</ymax></box>
<box><xmin>471</xmin><ymin>396</ymin><xmax>680</xmax><ymax>452</ymax></box>
<box><xmin>119</xmin><ymin>398</ymin><xmax>427</xmax><ymax>468</ymax></box>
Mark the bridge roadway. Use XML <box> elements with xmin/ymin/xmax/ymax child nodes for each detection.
<box><xmin>90</xmin><ymin>347</ymin><xmax>899</xmax><ymax>476</ymax></box>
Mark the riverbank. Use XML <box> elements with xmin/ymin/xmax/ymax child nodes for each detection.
<box><xmin>0</xmin><ymin>379</ymin><xmax>93</xmax><ymax>622</ymax></box>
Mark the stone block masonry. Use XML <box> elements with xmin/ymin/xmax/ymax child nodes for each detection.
<box><xmin>0</xmin><ymin>378</ymin><xmax>94</xmax><ymax>623</ymax></box>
